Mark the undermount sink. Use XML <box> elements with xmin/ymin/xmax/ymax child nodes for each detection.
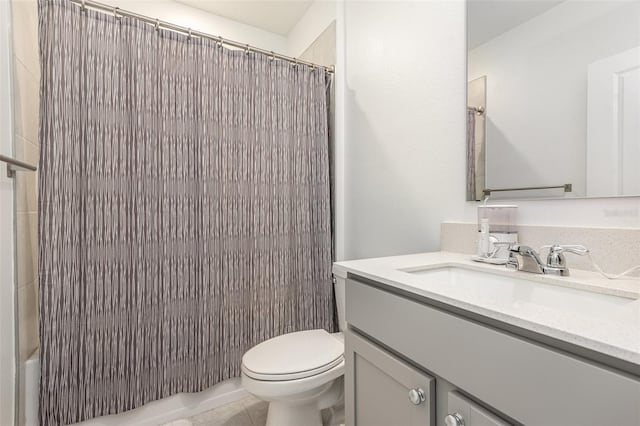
<box><xmin>400</xmin><ymin>266</ymin><xmax>637</xmax><ymax>319</ymax></box>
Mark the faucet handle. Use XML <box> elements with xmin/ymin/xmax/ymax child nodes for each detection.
<box><xmin>545</xmin><ymin>244</ymin><xmax>589</xmax><ymax>270</ymax></box>
<box><xmin>546</xmin><ymin>244</ymin><xmax>589</xmax><ymax>256</ymax></box>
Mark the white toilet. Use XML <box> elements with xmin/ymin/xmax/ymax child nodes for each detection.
<box><xmin>241</xmin><ymin>274</ymin><xmax>347</xmax><ymax>426</ymax></box>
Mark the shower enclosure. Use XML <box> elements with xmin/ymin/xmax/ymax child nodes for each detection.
<box><xmin>37</xmin><ymin>0</ymin><xmax>335</xmax><ymax>424</ymax></box>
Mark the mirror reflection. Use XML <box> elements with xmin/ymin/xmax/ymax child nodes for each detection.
<box><xmin>467</xmin><ymin>0</ymin><xmax>640</xmax><ymax>201</ymax></box>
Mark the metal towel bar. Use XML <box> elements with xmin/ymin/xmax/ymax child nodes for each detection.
<box><xmin>0</xmin><ymin>154</ymin><xmax>37</xmax><ymax>178</ymax></box>
<box><xmin>483</xmin><ymin>184</ymin><xmax>572</xmax><ymax>196</ymax></box>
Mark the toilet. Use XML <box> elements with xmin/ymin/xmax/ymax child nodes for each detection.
<box><xmin>241</xmin><ymin>274</ymin><xmax>347</xmax><ymax>426</ymax></box>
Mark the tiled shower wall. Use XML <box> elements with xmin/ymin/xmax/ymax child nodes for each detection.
<box><xmin>11</xmin><ymin>0</ymin><xmax>40</xmax><ymax>420</ymax></box>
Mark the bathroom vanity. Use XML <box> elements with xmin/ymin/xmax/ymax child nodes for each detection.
<box><xmin>333</xmin><ymin>252</ymin><xmax>640</xmax><ymax>426</ymax></box>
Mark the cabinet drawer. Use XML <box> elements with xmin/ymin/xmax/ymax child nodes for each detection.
<box><xmin>447</xmin><ymin>391</ymin><xmax>511</xmax><ymax>426</ymax></box>
<box><xmin>346</xmin><ymin>278</ymin><xmax>640</xmax><ymax>425</ymax></box>
<box><xmin>345</xmin><ymin>330</ymin><xmax>435</xmax><ymax>426</ymax></box>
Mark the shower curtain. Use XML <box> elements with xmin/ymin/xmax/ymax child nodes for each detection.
<box><xmin>38</xmin><ymin>0</ymin><xmax>334</xmax><ymax>424</ymax></box>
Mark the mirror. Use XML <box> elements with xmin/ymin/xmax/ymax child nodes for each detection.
<box><xmin>466</xmin><ymin>0</ymin><xmax>640</xmax><ymax>201</ymax></box>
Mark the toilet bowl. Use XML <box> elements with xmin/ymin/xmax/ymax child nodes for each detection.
<box><xmin>241</xmin><ymin>274</ymin><xmax>347</xmax><ymax>426</ymax></box>
<box><xmin>241</xmin><ymin>330</ymin><xmax>344</xmax><ymax>426</ymax></box>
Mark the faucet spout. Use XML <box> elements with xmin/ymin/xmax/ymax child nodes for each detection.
<box><xmin>507</xmin><ymin>244</ymin><xmax>546</xmax><ymax>274</ymax></box>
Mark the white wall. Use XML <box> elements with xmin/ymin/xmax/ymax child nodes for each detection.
<box><xmin>335</xmin><ymin>2</ymin><xmax>346</xmax><ymax>261</ymax></box>
<box><xmin>468</xmin><ymin>1</ymin><xmax>640</xmax><ymax>198</ymax></box>
<box><xmin>342</xmin><ymin>0</ymin><xmax>640</xmax><ymax>261</ymax></box>
<box><xmin>0</xmin><ymin>0</ymin><xmax>16</xmax><ymax>423</ymax></box>
<box><xmin>99</xmin><ymin>0</ymin><xmax>288</xmax><ymax>52</ymax></box>
<box><xmin>343</xmin><ymin>0</ymin><xmax>472</xmax><ymax>260</ymax></box>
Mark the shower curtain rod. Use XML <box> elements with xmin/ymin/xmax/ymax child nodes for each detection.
<box><xmin>69</xmin><ymin>0</ymin><xmax>335</xmax><ymax>73</ymax></box>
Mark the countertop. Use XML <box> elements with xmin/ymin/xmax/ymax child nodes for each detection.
<box><xmin>333</xmin><ymin>251</ymin><xmax>640</xmax><ymax>367</ymax></box>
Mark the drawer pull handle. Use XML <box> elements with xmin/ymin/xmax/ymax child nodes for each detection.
<box><xmin>444</xmin><ymin>413</ymin><xmax>465</xmax><ymax>426</ymax></box>
<box><xmin>408</xmin><ymin>388</ymin><xmax>426</xmax><ymax>405</ymax></box>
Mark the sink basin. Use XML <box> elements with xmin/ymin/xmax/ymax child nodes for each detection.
<box><xmin>400</xmin><ymin>266</ymin><xmax>636</xmax><ymax>319</ymax></box>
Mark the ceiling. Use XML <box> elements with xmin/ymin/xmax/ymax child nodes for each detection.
<box><xmin>467</xmin><ymin>0</ymin><xmax>564</xmax><ymax>49</ymax></box>
<box><xmin>176</xmin><ymin>0</ymin><xmax>314</xmax><ymax>35</ymax></box>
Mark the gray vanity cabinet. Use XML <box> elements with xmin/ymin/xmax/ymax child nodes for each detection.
<box><xmin>345</xmin><ymin>330</ymin><xmax>436</xmax><ymax>426</ymax></box>
<box><xmin>345</xmin><ymin>277</ymin><xmax>640</xmax><ymax>426</ymax></box>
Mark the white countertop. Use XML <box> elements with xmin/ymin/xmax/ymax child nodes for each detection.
<box><xmin>333</xmin><ymin>251</ymin><xmax>640</xmax><ymax>366</ymax></box>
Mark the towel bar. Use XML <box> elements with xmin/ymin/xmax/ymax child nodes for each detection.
<box><xmin>0</xmin><ymin>154</ymin><xmax>37</xmax><ymax>178</ymax></box>
<box><xmin>483</xmin><ymin>184</ymin><xmax>571</xmax><ymax>196</ymax></box>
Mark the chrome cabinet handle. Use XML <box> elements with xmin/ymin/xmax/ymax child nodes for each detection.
<box><xmin>444</xmin><ymin>413</ymin><xmax>465</xmax><ymax>426</ymax></box>
<box><xmin>408</xmin><ymin>388</ymin><xmax>426</xmax><ymax>405</ymax></box>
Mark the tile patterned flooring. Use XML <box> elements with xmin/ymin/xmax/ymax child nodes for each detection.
<box><xmin>163</xmin><ymin>395</ymin><xmax>344</xmax><ymax>426</ymax></box>
<box><xmin>164</xmin><ymin>396</ymin><xmax>268</xmax><ymax>426</ymax></box>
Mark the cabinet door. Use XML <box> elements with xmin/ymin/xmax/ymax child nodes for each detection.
<box><xmin>345</xmin><ymin>330</ymin><xmax>435</xmax><ymax>426</ymax></box>
<box><xmin>446</xmin><ymin>391</ymin><xmax>511</xmax><ymax>426</ymax></box>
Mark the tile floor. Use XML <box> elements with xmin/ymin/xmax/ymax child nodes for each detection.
<box><xmin>163</xmin><ymin>395</ymin><xmax>345</xmax><ymax>426</ymax></box>
<box><xmin>163</xmin><ymin>396</ymin><xmax>268</xmax><ymax>426</ymax></box>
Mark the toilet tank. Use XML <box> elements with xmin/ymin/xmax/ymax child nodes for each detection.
<box><xmin>333</xmin><ymin>269</ymin><xmax>347</xmax><ymax>332</ymax></box>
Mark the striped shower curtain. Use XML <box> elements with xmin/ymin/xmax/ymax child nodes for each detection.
<box><xmin>38</xmin><ymin>0</ymin><xmax>334</xmax><ymax>424</ymax></box>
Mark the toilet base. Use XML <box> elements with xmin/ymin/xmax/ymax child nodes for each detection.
<box><xmin>263</xmin><ymin>377</ymin><xmax>344</xmax><ymax>426</ymax></box>
<box><xmin>266</xmin><ymin>400</ymin><xmax>324</xmax><ymax>426</ymax></box>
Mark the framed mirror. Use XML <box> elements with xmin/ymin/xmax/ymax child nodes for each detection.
<box><xmin>466</xmin><ymin>0</ymin><xmax>640</xmax><ymax>201</ymax></box>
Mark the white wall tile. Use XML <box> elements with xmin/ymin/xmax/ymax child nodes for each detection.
<box><xmin>18</xmin><ymin>281</ymin><xmax>38</xmax><ymax>362</ymax></box>
<box><xmin>12</xmin><ymin>59</ymin><xmax>39</xmax><ymax>145</ymax></box>
<box><xmin>11</xmin><ymin>0</ymin><xmax>40</xmax><ymax>79</ymax></box>
<box><xmin>15</xmin><ymin>136</ymin><xmax>38</xmax><ymax>213</ymax></box>
<box><xmin>16</xmin><ymin>211</ymin><xmax>38</xmax><ymax>288</ymax></box>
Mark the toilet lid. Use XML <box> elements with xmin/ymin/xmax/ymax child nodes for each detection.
<box><xmin>242</xmin><ymin>329</ymin><xmax>344</xmax><ymax>381</ymax></box>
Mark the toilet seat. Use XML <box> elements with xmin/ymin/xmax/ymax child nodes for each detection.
<box><xmin>242</xmin><ymin>359</ymin><xmax>344</xmax><ymax>400</ymax></box>
<box><xmin>241</xmin><ymin>329</ymin><xmax>344</xmax><ymax>381</ymax></box>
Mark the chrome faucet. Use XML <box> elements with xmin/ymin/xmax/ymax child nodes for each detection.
<box><xmin>506</xmin><ymin>244</ymin><xmax>588</xmax><ymax>277</ymax></box>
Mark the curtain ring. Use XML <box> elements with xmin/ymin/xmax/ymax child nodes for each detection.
<box><xmin>154</xmin><ymin>18</ymin><xmax>160</xmax><ymax>32</ymax></box>
<box><xmin>245</xmin><ymin>44</ymin><xmax>250</xmax><ymax>55</ymax></box>
<box><xmin>293</xmin><ymin>57</ymin><xmax>298</xmax><ymax>67</ymax></box>
<box><xmin>187</xmin><ymin>28</ymin><xmax>192</xmax><ymax>40</ymax></box>
<box><xmin>113</xmin><ymin>6</ymin><xmax>120</xmax><ymax>19</ymax></box>
<box><xmin>270</xmin><ymin>51</ymin><xmax>275</xmax><ymax>61</ymax></box>
<box><xmin>216</xmin><ymin>36</ymin><xmax>223</xmax><ymax>47</ymax></box>
<box><xmin>80</xmin><ymin>0</ymin><xmax>86</xmax><ymax>11</ymax></box>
